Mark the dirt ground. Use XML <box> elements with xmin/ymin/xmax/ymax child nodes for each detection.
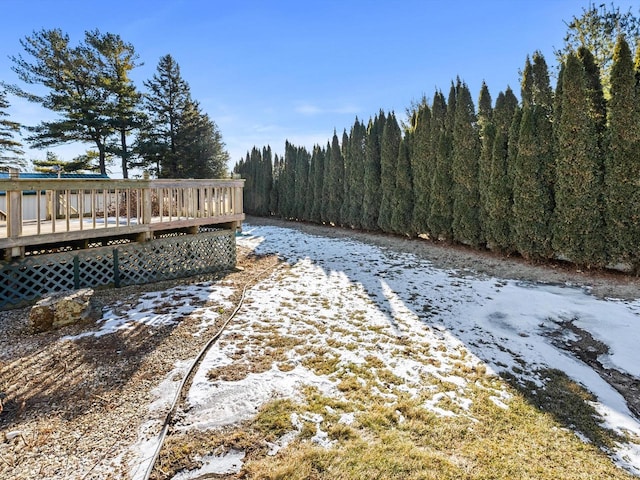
<box><xmin>1</xmin><ymin>217</ymin><xmax>639</xmax><ymax>479</ymax></box>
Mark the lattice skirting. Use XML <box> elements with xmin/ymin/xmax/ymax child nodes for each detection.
<box><xmin>0</xmin><ymin>230</ymin><xmax>236</xmax><ymax>309</ymax></box>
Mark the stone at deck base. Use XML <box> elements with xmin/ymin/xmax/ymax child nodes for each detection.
<box><xmin>30</xmin><ymin>289</ymin><xmax>102</xmax><ymax>333</ymax></box>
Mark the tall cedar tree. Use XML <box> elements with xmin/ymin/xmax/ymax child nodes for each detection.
<box><xmin>270</xmin><ymin>154</ymin><xmax>283</xmax><ymax>215</ymax></box>
<box><xmin>605</xmin><ymin>35</ymin><xmax>640</xmax><ymax>271</ymax></box>
<box><xmin>345</xmin><ymin>119</ymin><xmax>366</xmax><ymax>229</ymax></box>
<box><xmin>477</xmin><ymin>81</ymin><xmax>494</xmax><ymax>244</ymax></box>
<box><xmin>339</xmin><ymin>129</ymin><xmax>351</xmax><ymax>225</ymax></box>
<box><xmin>428</xmin><ymin>89</ymin><xmax>453</xmax><ymax>241</ymax></box>
<box><xmin>487</xmin><ymin>87</ymin><xmax>518</xmax><ymax>251</ymax></box>
<box><xmin>361</xmin><ymin>112</ymin><xmax>385</xmax><ymax>230</ymax></box>
<box><xmin>320</xmin><ymin>140</ymin><xmax>332</xmax><ymax>223</ymax></box>
<box><xmin>553</xmin><ymin>52</ymin><xmax>605</xmax><ymax>267</ymax></box>
<box><xmin>279</xmin><ymin>141</ymin><xmax>297</xmax><ymax>218</ymax></box>
<box><xmin>409</xmin><ymin>100</ymin><xmax>432</xmax><ymax>236</ymax></box>
<box><xmin>390</xmin><ymin>138</ymin><xmax>414</xmax><ymax>235</ymax></box>
<box><xmin>294</xmin><ymin>146</ymin><xmax>310</xmax><ymax>220</ymax></box>
<box><xmin>511</xmin><ymin>53</ymin><xmax>555</xmax><ymax>259</ymax></box>
<box><xmin>310</xmin><ymin>145</ymin><xmax>325</xmax><ymax>223</ymax></box>
<box><xmin>261</xmin><ymin>146</ymin><xmax>274</xmax><ymax>216</ymax></box>
<box><xmin>451</xmin><ymin>81</ymin><xmax>481</xmax><ymax>246</ymax></box>
<box><xmin>0</xmin><ymin>89</ymin><xmax>24</xmax><ymax>168</ymax></box>
<box><xmin>325</xmin><ymin>132</ymin><xmax>344</xmax><ymax>225</ymax></box>
<box><xmin>378</xmin><ymin>112</ymin><xmax>401</xmax><ymax>233</ymax></box>
<box><xmin>304</xmin><ymin>144</ymin><xmax>316</xmax><ymax>220</ymax></box>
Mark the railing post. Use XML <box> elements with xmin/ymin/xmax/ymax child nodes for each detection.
<box><xmin>5</xmin><ymin>168</ymin><xmax>24</xmax><ymax>259</ymax></box>
<box><xmin>138</xmin><ymin>172</ymin><xmax>152</xmax><ymax>242</ymax></box>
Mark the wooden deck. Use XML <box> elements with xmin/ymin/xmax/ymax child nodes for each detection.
<box><xmin>0</xmin><ymin>173</ymin><xmax>245</xmax><ymax>259</ymax></box>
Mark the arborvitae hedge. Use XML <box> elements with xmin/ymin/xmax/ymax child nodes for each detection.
<box><xmin>511</xmin><ymin>53</ymin><xmax>555</xmax><ymax>260</ymax></box>
<box><xmin>553</xmin><ymin>52</ymin><xmax>605</xmax><ymax>267</ymax></box>
<box><xmin>428</xmin><ymin>90</ymin><xmax>453</xmax><ymax>241</ymax></box>
<box><xmin>451</xmin><ymin>82</ymin><xmax>481</xmax><ymax>247</ymax></box>
<box><xmin>378</xmin><ymin>112</ymin><xmax>401</xmax><ymax>233</ymax></box>
<box><xmin>409</xmin><ymin>101</ymin><xmax>432</xmax><ymax>236</ymax></box>
<box><xmin>236</xmin><ymin>37</ymin><xmax>640</xmax><ymax>273</ymax></box>
<box><xmin>605</xmin><ymin>35</ymin><xmax>640</xmax><ymax>271</ymax></box>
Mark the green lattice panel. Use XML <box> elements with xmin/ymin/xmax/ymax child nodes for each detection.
<box><xmin>76</xmin><ymin>249</ymin><xmax>116</xmax><ymax>289</ymax></box>
<box><xmin>0</xmin><ymin>254</ymin><xmax>75</xmax><ymax>307</ymax></box>
<box><xmin>0</xmin><ymin>230</ymin><xmax>236</xmax><ymax>308</ymax></box>
<box><xmin>118</xmin><ymin>230</ymin><xmax>235</xmax><ymax>286</ymax></box>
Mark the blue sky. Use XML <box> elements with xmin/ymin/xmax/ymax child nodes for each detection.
<box><xmin>1</xmin><ymin>0</ymin><xmax>638</xmax><ymax>176</ymax></box>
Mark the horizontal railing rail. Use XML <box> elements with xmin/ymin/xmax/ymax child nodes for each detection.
<box><xmin>0</xmin><ymin>170</ymin><xmax>244</xmax><ymax>259</ymax></box>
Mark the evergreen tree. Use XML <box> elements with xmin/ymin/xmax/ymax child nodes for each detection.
<box><xmin>304</xmin><ymin>145</ymin><xmax>316</xmax><ymax>220</ymax></box>
<box><xmin>294</xmin><ymin>146</ymin><xmax>310</xmax><ymax>220</ymax></box>
<box><xmin>279</xmin><ymin>141</ymin><xmax>297</xmax><ymax>218</ymax></box>
<box><xmin>310</xmin><ymin>145</ymin><xmax>325</xmax><ymax>223</ymax></box>
<box><xmin>487</xmin><ymin>87</ymin><xmax>518</xmax><ymax>251</ymax></box>
<box><xmin>33</xmin><ymin>150</ymin><xmax>96</xmax><ymax>174</ymax></box>
<box><xmin>325</xmin><ymin>132</ymin><xmax>344</xmax><ymax>225</ymax></box>
<box><xmin>553</xmin><ymin>52</ymin><xmax>605</xmax><ymax>267</ymax></box>
<box><xmin>139</xmin><ymin>54</ymin><xmax>190</xmax><ymax>177</ymax></box>
<box><xmin>0</xmin><ymin>89</ymin><xmax>24</xmax><ymax>169</ymax></box>
<box><xmin>451</xmin><ymin>81</ymin><xmax>481</xmax><ymax>246</ymax></box>
<box><xmin>9</xmin><ymin>29</ymin><xmax>122</xmax><ymax>174</ymax></box>
<box><xmin>345</xmin><ymin>119</ymin><xmax>366</xmax><ymax>229</ymax></box>
<box><xmin>477</xmin><ymin>81</ymin><xmax>494</xmax><ymax>244</ymax></box>
<box><xmin>511</xmin><ymin>52</ymin><xmax>555</xmax><ymax>259</ymax></box>
<box><xmin>361</xmin><ymin>112</ymin><xmax>385</xmax><ymax>230</ymax></box>
<box><xmin>409</xmin><ymin>99</ymin><xmax>432</xmax><ymax>236</ymax></box>
<box><xmin>390</xmin><ymin>137</ymin><xmax>414</xmax><ymax>235</ymax></box>
<box><xmin>559</xmin><ymin>2</ymin><xmax>640</xmax><ymax>97</ymax></box>
<box><xmin>270</xmin><ymin>154</ymin><xmax>283</xmax><ymax>216</ymax></box>
<box><xmin>262</xmin><ymin>146</ymin><xmax>274</xmax><ymax>216</ymax></box>
<box><xmin>605</xmin><ymin>35</ymin><xmax>640</xmax><ymax>271</ymax></box>
<box><xmin>428</xmin><ymin>89</ymin><xmax>454</xmax><ymax>241</ymax></box>
<box><xmin>84</xmin><ymin>30</ymin><xmax>143</xmax><ymax>178</ymax></box>
<box><xmin>378</xmin><ymin>112</ymin><xmax>401</xmax><ymax>233</ymax></box>
<box><xmin>340</xmin><ymin>129</ymin><xmax>351</xmax><ymax>225</ymax></box>
<box><xmin>176</xmin><ymin>99</ymin><xmax>228</xmax><ymax>178</ymax></box>
<box><xmin>321</xmin><ymin>140</ymin><xmax>332</xmax><ymax>223</ymax></box>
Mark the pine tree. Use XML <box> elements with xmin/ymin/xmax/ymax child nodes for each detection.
<box><xmin>378</xmin><ymin>112</ymin><xmax>401</xmax><ymax>233</ymax></box>
<box><xmin>390</xmin><ymin>138</ymin><xmax>414</xmax><ymax>235</ymax></box>
<box><xmin>428</xmin><ymin>90</ymin><xmax>453</xmax><ymax>241</ymax></box>
<box><xmin>409</xmin><ymin>99</ymin><xmax>432</xmax><ymax>236</ymax></box>
<box><xmin>605</xmin><ymin>35</ymin><xmax>640</xmax><ymax>271</ymax></box>
<box><xmin>451</xmin><ymin>81</ymin><xmax>481</xmax><ymax>246</ymax></box>
<box><xmin>361</xmin><ymin>112</ymin><xmax>385</xmax><ymax>230</ymax></box>
<box><xmin>0</xmin><ymin>89</ymin><xmax>24</xmax><ymax>169</ymax></box>
<box><xmin>511</xmin><ymin>52</ymin><xmax>555</xmax><ymax>259</ymax></box>
<box><xmin>477</xmin><ymin>81</ymin><xmax>494</xmax><ymax>244</ymax></box>
<box><xmin>553</xmin><ymin>52</ymin><xmax>605</xmax><ymax>267</ymax></box>
<box><xmin>139</xmin><ymin>54</ymin><xmax>190</xmax><ymax>177</ymax></box>
<box><xmin>487</xmin><ymin>87</ymin><xmax>518</xmax><ymax>251</ymax></box>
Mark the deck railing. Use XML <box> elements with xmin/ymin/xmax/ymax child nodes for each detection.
<box><xmin>0</xmin><ymin>169</ymin><xmax>244</xmax><ymax>259</ymax></box>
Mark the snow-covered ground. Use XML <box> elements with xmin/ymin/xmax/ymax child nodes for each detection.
<box><xmin>100</xmin><ymin>223</ymin><xmax>640</xmax><ymax>478</ymax></box>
